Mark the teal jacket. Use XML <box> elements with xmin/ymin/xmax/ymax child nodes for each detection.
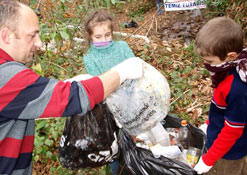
<box><xmin>83</xmin><ymin>40</ymin><xmax>135</xmax><ymax>76</ymax></box>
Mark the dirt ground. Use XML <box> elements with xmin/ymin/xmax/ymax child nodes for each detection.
<box><xmin>112</xmin><ymin>0</ymin><xmax>207</xmax><ymax>54</ymax></box>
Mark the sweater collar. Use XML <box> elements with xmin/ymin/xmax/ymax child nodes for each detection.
<box><xmin>0</xmin><ymin>48</ymin><xmax>14</xmax><ymax>64</ymax></box>
<box><xmin>90</xmin><ymin>40</ymin><xmax>114</xmax><ymax>50</ymax></box>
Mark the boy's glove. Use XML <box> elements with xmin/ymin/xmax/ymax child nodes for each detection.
<box><xmin>194</xmin><ymin>157</ymin><xmax>213</xmax><ymax>174</ymax></box>
<box><xmin>112</xmin><ymin>57</ymin><xmax>143</xmax><ymax>84</ymax></box>
<box><xmin>64</xmin><ymin>74</ymin><xmax>93</xmax><ymax>82</ymax></box>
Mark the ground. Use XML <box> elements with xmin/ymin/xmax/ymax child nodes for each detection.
<box><xmin>32</xmin><ymin>0</ymin><xmax>214</xmax><ymax>174</ymax></box>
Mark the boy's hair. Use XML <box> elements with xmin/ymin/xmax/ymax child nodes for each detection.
<box><xmin>83</xmin><ymin>9</ymin><xmax>115</xmax><ymax>47</ymax></box>
<box><xmin>195</xmin><ymin>17</ymin><xmax>243</xmax><ymax>60</ymax></box>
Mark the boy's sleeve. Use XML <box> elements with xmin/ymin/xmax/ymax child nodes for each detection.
<box><xmin>84</xmin><ymin>55</ymin><xmax>101</xmax><ymax>76</ymax></box>
<box><xmin>202</xmin><ymin>121</ymin><xmax>244</xmax><ymax>166</ymax></box>
<box><xmin>0</xmin><ymin>63</ymin><xmax>104</xmax><ymax>120</ymax></box>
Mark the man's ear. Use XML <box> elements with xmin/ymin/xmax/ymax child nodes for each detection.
<box><xmin>0</xmin><ymin>27</ymin><xmax>13</xmax><ymax>44</ymax></box>
<box><xmin>227</xmin><ymin>52</ymin><xmax>238</xmax><ymax>61</ymax></box>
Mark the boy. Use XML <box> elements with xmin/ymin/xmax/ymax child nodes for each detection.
<box><xmin>193</xmin><ymin>17</ymin><xmax>247</xmax><ymax>175</ymax></box>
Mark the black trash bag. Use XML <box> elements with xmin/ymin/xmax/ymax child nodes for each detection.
<box><xmin>58</xmin><ymin>102</ymin><xmax>119</xmax><ymax>170</ymax></box>
<box><xmin>161</xmin><ymin>114</ymin><xmax>206</xmax><ymax>152</ymax></box>
<box><xmin>119</xmin><ymin>114</ymin><xmax>206</xmax><ymax>175</ymax></box>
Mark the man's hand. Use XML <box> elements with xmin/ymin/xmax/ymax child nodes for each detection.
<box><xmin>194</xmin><ymin>157</ymin><xmax>213</xmax><ymax>174</ymax></box>
<box><xmin>112</xmin><ymin>57</ymin><xmax>143</xmax><ymax>84</ymax></box>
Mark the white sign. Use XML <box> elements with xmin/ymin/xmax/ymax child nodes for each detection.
<box><xmin>164</xmin><ymin>0</ymin><xmax>206</xmax><ymax>11</ymax></box>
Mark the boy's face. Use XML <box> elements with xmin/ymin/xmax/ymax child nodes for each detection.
<box><xmin>202</xmin><ymin>56</ymin><xmax>224</xmax><ymax>65</ymax></box>
<box><xmin>202</xmin><ymin>53</ymin><xmax>237</xmax><ymax>65</ymax></box>
<box><xmin>91</xmin><ymin>22</ymin><xmax>112</xmax><ymax>43</ymax></box>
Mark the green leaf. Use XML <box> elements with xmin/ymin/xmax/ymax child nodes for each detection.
<box><xmin>45</xmin><ymin>139</ymin><xmax>53</xmax><ymax>146</ymax></box>
<box><xmin>36</xmin><ymin>120</ymin><xmax>47</xmax><ymax>130</ymax></box>
<box><xmin>46</xmin><ymin>151</ymin><xmax>52</xmax><ymax>158</ymax></box>
<box><xmin>36</xmin><ymin>147</ymin><xmax>43</xmax><ymax>154</ymax></box>
<box><xmin>32</xmin><ymin>63</ymin><xmax>44</xmax><ymax>76</ymax></box>
<box><xmin>60</xmin><ymin>30</ymin><xmax>70</xmax><ymax>40</ymax></box>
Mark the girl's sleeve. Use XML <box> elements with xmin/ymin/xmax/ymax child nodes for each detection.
<box><xmin>83</xmin><ymin>55</ymin><xmax>101</xmax><ymax>76</ymax></box>
<box><xmin>122</xmin><ymin>41</ymin><xmax>135</xmax><ymax>58</ymax></box>
<box><xmin>0</xmin><ymin>62</ymin><xmax>104</xmax><ymax>120</ymax></box>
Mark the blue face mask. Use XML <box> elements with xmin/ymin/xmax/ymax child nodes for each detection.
<box><xmin>93</xmin><ymin>40</ymin><xmax>112</xmax><ymax>47</ymax></box>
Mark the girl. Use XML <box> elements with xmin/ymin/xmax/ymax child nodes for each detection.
<box><xmin>83</xmin><ymin>9</ymin><xmax>135</xmax><ymax>175</ymax></box>
<box><xmin>83</xmin><ymin>9</ymin><xmax>135</xmax><ymax>76</ymax></box>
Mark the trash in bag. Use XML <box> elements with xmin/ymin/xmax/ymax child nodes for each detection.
<box><xmin>119</xmin><ymin>114</ymin><xmax>206</xmax><ymax>175</ymax></box>
<box><xmin>106</xmin><ymin>60</ymin><xmax>170</xmax><ymax>136</ymax></box>
<box><xmin>58</xmin><ymin>102</ymin><xmax>119</xmax><ymax>170</ymax></box>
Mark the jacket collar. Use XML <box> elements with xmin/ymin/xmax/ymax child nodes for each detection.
<box><xmin>0</xmin><ymin>48</ymin><xmax>14</xmax><ymax>64</ymax></box>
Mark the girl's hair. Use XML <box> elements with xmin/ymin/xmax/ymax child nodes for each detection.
<box><xmin>195</xmin><ymin>17</ymin><xmax>243</xmax><ymax>60</ymax></box>
<box><xmin>83</xmin><ymin>9</ymin><xmax>115</xmax><ymax>47</ymax></box>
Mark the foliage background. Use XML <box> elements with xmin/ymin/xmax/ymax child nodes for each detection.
<box><xmin>17</xmin><ymin>0</ymin><xmax>247</xmax><ymax>174</ymax></box>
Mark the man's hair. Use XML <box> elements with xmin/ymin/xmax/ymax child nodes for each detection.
<box><xmin>195</xmin><ymin>17</ymin><xmax>243</xmax><ymax>60</ymax></box>
<box><xmin>83</xmin><ymin>9</ymin><xmax>115</xmax><ymax>46</ymax></box>
<box><xmin>0</xmin><ymin>0</ymin><xmax>21</xmax><ymax>34</ymax></box>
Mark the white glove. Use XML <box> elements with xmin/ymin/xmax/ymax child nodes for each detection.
<box><xmin>194</xmin><ymin>157</ymin><xmax>213</xmax><ymax>174</ymax></box>
<box><xmin>64</xmin><ymin>74</ymin><xmax>93</xmax><ymax>82</ymax></box>
<box><xmin>111</xmin><ymin>57</ymin><xmax>143</xmax><ymax>84</ymax></box>
<box><xmin>199</xmin><ymin>123</ymin><xmax>208</xmax><ymax>135</ymax></box>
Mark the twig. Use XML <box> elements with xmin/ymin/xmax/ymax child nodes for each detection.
<box><xmin>170</xmin><ymin>89</ymin><xmax>190</xmax><ymax>105</ymax></box>
<box><xmin>43</xmin><ymin>61</ymin><xmax>68</xmax><ymax>73</ymax></box>
<box><xmin>36</xmin><ymin>0</ymin><xmax>42</xmax><ymax>10</ymax></box>
<box><xmin>155</xmin><ymin>16</ymin><xmax>158</xmax><ymax>33</ymax></box>
<box><xmin>145</xmin><ymin>15</ymin><xmax>155</xmax><ymax>37</ymax></box>
<box><xmin>186</xmin><ymin>103</ymin><xmax>202</xmax><ymax>112</ymax></box>
<box><xmin>124</xmin><ymin>19</ymin><xmax>151</xmax><ymax>41</ymax></box>
<box><xmin>125</xmin><ymin>8</ymin><xmax>158</xmax><ymax>41</ymax></box>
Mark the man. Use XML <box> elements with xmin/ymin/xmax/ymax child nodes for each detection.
<box><xmin>0</xmin><ymin>1</ymin><xmax>142</xmax><ymax>174</ymax></box>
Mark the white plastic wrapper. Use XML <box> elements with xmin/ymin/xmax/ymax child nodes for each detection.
<box><xmin>106</xmin><ymin>60</ymin><xmax>170</xmax><ymax>136</ymax></box>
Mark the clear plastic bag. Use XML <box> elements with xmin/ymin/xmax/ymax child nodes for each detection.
<box><xmin>58</xmin><ymin>102</ymin><xmax>119</xmax><ymax>170</ymax></box>
<box><xmin>106</xmin><ymin>60</ymin><xmax>170</xmax><ymax>136</ymax></box>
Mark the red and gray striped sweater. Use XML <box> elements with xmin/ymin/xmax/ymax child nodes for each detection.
<box><xmin>0</xmin><ymin>48</ymin><xmax>104</xmax><ymax>175</ymax></box>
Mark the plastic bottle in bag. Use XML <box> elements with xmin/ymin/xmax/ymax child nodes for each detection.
<box><xmin>146</xmin><ymin>122</ymin><xmax>171</xmax><ymax>147</ymax></box>
<box><xmin>177</xmin><ymin>120</ymin><xmax>192</xmax><ymax>150</ymax></box>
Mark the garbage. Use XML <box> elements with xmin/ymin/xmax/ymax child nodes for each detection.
<box><xmin>122</xmin><ymin>20</ymin><xmax>138</xmax><ymax>28</ymax></box>
<box><xmin>119</xmin><ymin>114</ymin><xmax>206</xmax><ymax>175</ymax></box>
<box><xmin>58</xmin><ymin>102</ymin><xmax>119</xmax><ymax>170</ymax></box>
<box><xmin>145</xmin><ymin>122</ymin><xmax>171</xmax><ymax>147</ymax></box>
<box><xmin>177</xmin><ymin>120</ymin><xmax>194</xmax><ymax>150</ymax></box>
<box><xmin>186</xmin><ymin>146</ymin><xmax>201</xmax><ymax>167</ymax></box>
<box><xmin>106</xmin><ymin>60</ymin><xmax>170</xmax><ymax>136</ymax></box>
<box><xmin>150</xmin><ymin>144</ymin><xmax>182</xmax><ymax>159</ymax></box>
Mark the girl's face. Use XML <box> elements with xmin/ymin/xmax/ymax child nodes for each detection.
<box><xmin>91</xmin><ymin>22</ymin><xmax>112</xmax><ymax>42</ymax></box>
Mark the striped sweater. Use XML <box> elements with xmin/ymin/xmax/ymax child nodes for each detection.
<box><xmin>0</xmin><ymin>48</ymin><xmax>104</xmax><ymax>175</ymax></box>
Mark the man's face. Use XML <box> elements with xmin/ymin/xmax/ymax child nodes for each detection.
<box><xmin>11</xmin><ymin>6</ymin><xmax>42</xmax><ymax>64</ymax></box>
